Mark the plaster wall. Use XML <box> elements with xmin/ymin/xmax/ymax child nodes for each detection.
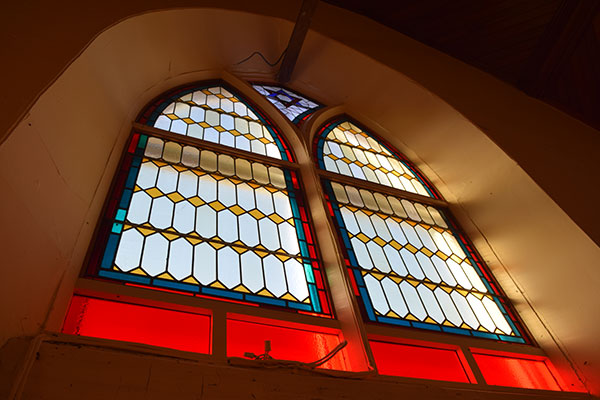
<box><xmin>0</xmin><ymin>8</ymin><xmax>598</xmax><ymax>396</ymax></box>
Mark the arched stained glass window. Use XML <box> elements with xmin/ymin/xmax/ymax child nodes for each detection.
<box><xmin>316</xmin><ymin>120</ymin><xmax>436</xmax><ymax>197</ymax></box>
<box><xmin>316</xmin><ymin>118</ymin><xmax>527</xmax><ymax>343</ymax></box>
<box><xmin>86</xmin><ymin>83</ymin><xmax>330</xmax><ymax>315</ymax></box>
<box><xmin>252</xmin><ymin>84</ymin><xmax>322</xmax><ymax>125</ymax></box>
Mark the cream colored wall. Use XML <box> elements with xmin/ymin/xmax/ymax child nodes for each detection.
<box><xmin>0</xmin><ymin>8</ymin><xmax>598</xmax><ymax>395</ymax></box>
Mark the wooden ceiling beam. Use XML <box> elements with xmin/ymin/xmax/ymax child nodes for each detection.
<box><xmin>519</xmin><ymin>0</ymin><xmax>600</xmax><ymax>97</ymax></box>
<box><xmin>276</xmin><ymin>0</ymin><xmax>319</xmax><ymax>84</ymax></box>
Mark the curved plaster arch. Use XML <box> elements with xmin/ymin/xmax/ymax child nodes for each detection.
<box><xmin>0</xmin><ymin>8</ymin><xmax>597</xmax><ymax>393</ymax></box>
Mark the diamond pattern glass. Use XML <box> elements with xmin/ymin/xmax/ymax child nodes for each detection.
<box><xmin>316</xmin><ymin>120</ymin><xmax>435</xmax><ymax>197</ymax></box>
<box><xmin>252</xmin><ymin>84</ymin><xmax>322</xmax><ymax>125</ymax></box>
<box><xmin>323</xmin><ymin>181</ymin><xmax>525</xmax><ymax>342</ymax></box>
<box><xmin>145</xmin><ymin>85</ymin><xmax>291</xmax><ymax>160</ymax></box>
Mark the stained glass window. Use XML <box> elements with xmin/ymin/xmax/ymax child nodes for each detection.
<box><xmin>87</xmin><ymin>84</ymin><xmax>330</xmax><ymax>315</ymax></box>
<box><xmin>252</xmin><ymin>84</ymin><xmax>322</xmax><ymax>125</ymax></box>
<box><xmin>316</xmin><ymin>119</ymin><xmax>526</xmax><ymax>343</ymax></box>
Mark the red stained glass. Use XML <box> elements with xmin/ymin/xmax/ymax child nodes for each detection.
<box><xmin>62</xmin><ymin>295</ymin><xmax>211</xmax><ymax>354</ymax></box>
<box><xmin>472</xmin><ymin>350</ymin><xmax>562</xmax><ymax>391</ymax></box>
<box><xmin>227</xmin><ymin>317</ymin><xmax>348</xmax><ymax>370</ymax></box>
<box><xmin>370</xmin><ymin>339</ymin><xmax>473</xmax><ymax>383</ymax></box>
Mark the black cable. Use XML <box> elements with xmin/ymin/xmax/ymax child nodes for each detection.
<box><xmin>233</xmin><ymin>46</ymin><xmax>288</xmax><ymax>67</ymax></box>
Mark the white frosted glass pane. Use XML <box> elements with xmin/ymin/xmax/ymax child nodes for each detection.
<box><xmin>451</xmin><ymin>292</ymin><xmax>479</xmax><ymax>329</ymax></box>
<box><xmin>221</xmin><ymin>114</ymin><xmax>234</xmax><ymax>130</ymax></box>
<box><xmin>400</xmin><ymin>222</ymin><xmax>422</xmax><ymax>248</ymax></box>
<box><xmin>443</xmin><ymin>232</ymin><xmax>467</xmax><ymax>258</ymax></box>
<box><xmin>154</xmin><ymin>115</ymin><xmax>171</xmax><ymax>131</ymax></box>
<box><xmin>218</xmin><ymin>247</ymin><xmax>241</xmax><ymax>289</ymax></box>
<box><xmin>388</xmin><ymin>174</ymin><xmax>404</xmax><ymax>190</ymax></box>
<box><xmin>198</xmin><ymin>175</ymin><xmax>217</xmax><ymax>202</ymax></box>
<box><xmin>174</xmin><ymin>102</ymin><xmax>190</xmax><ymax>118</ymax></box>
<box><xmin>371</xmin><ymin>215</ymin><xmax>392</xmax><ymax>241</ymax></box>
<box><xmin>238</xmin><ymin>213</ymin><xmax>260</xmax><ymax>247</ymax></box>
<box><xmin>430</xmin><ymin>229</ymin><xmax>452</xmax><ymax>256</ymax></box>
<box><xmin>279</xmin><ymin>222</ymin><xmax>300</xmax><ymax>254</ymax></box>
<box><xmin>434</xmin><ymin>288</ymin><xmax>463</xmax><ymax>327</ymax></box>
<box><xmin>259</xmin><ymin>218</ymin><xmax>280</xmax><ymax>251</ymax></box>
<box><xmin>156</xmin><ymin>166</ymin><xmax>178</xmax><ymax>194</ymax></box>
<box><xmin>168</xmin><ymin>238</ymin><xmax>193</xmax><ymax>280</ymax></box>
<box><xmin>367</xmin><ymin>241</ymin><xmax>391</xmax><ymax>273</ymax></box>
<box><xmin>255</xmin><ymin>187</ymin><xmax>274</xmax><ymax>215</ymax></box>
<box><xmin>220</xmin><ymin>131</ymin><xmax>235</xmax><ymax>147</ymax></box>
<box><xmin>218</xmin><ymin>210</ymin><xmax>238</xmax><ymax>242</ymax></box>
<box><xmin>272</xmin><ymin>192</ymin><xmax>293</xmax><ymax>220</ymax></box>
<box><xmin>349</xmin><ymin>164</ymin><xmax>366</xmax><ymax>180</ymax></box>
<box><xmin>190</xmin><ymin>106</ymin><xmax>205</xmax><ymax>121</ymax></box>
<box><xmin>417</xmin><ymin>285</ymin><xmax>445</xmax><ymax>323</ymax></box>
<box><xmin>328</xmin><ymin>141</ymin><xmax>343</xmax><ymax>158</ymax></box>
<box><xmin>336</xmin><ymin>159</ymin><xmax>352</xmax><ymax>176</ymax></box>
<box><xmin>206</xmin><ymin>95</ymin><xmax>220</xmax><ymax>109</ymax></box>
<box><xmin>363</xmin><ymin>167</ymin><xmax>378</xmax><ymax>183</ymax></box>
<box><xmin>192</xmin><ymin>91</ymin><xmax>207</xmax><ymax>105</ymax></box>
<box><xmin>177</xmin><ymin>171</ymin><xmax>197</xmax><ymax>198</ymax></box>
<box><xmin>115</xmin><ymin>229</ymin><xmax>143</xmax><ymax>271</ymax></box>
<box><xmin>415</xmin><ymin>204</ymin><xmax>434</xmax><ymax>225</ymax></box>
<box><xmin>235</xmin><ymin>135</ymin><xmax>251</xmax><ymax>152</ymax></box>
<box><xmin>323</xmin><ymin>157</ymin><xmax>338</xmax><ymax>173</ymax></box>
<box><xmin>462</xmin><ymin>262</ymin><xmax>487</xmax><ymax>293</ymax></box>
<box><xmin>236</xmin><ymin>183</ymin><xmax>255</xmax><ymax>211</ymax></box>
<box><xmin>365</xmin><ymin>151</ymin><xmax>380</xmax><ymax>168</ymax></box>
<box><xmin>127</xmin><ymin>192</ymin><xmax>152</xmax><ymax>224</ymax></box>
<box><xmin>377</xmin><ymin>154</ymin><xmax>393</xmax><ymax>171</ymax></box>
<box><xmin>205</xmin><ymin>110</ymin><xmax>220</xmax><ymax>126</ymax></box>
<box><xmin>467</xmin><ymin>294</ymin><xmax>496</xmax><ymax>332</ymax></box>
<box><xmin>173</xmin><ymin>201</ymin><xmax>195</xmax><ymax>233</ymax></box>
<box><xmin>204</xmin><ymin>128</ymin><xmax>219</xmax><ymax>143</ymax></box>
<box><xmin>264</xmin><ymin>255</ymin><xmax>287</xmax><ymax>297</ymax></box>
<box><xmin>415</xmin><ymin>252</ymin><xmax>441</xmax><ymax>283</ymax></box>
<box><xmin>384</xmin><ymin>219</ymin><xmax>407</xmax><ymax>245</ymax></box>
<box><xmin>250</xmin><ymin>140</ymin><xmax>266</xmax><ymax>155</ymax></box>
<box><xmin>241</xmin><ymin>251</ymin><xmax>264</xmax><ymax>293</ymax></box>
<box><xmin>195</xmin><ymin>205</ymin><xmax>216</xmax><ymax>238</ymax></box>
<box><xmin>388</xmin><ymin>197</ymin><xmax>408</xmax><ymax>218</ymax></box>
<box><xmin>170</xmin><ymin>119</ymin><xmax>187</xmax><ymax>135</ymax></box>
<box><xmin>340</xmin><ymin>207</ymin><xmax>360</xmax><ymax>234</ymax></box>
<box><xmin>415</xmin><ymin>225</ymin><xmax>437</xmax><ymax>252</ymax></box>
<box><xmin>446</xmin><ymin>258</ymin><xmax>472</xmax><ymax>289</ymax></box>
<box><xmin>351</xmin><ymin>237</ymin><xmax>374</xmax><ymax>270</ymax></box>
<box><xmin>399</xmin><ymin>281</ymin><xmax>426</xmax><ymax>320</ymax></box>
<box><xmin>194</xmin><ymin>242</ymin><xmax>216</xmax><ymax>285</ymax></box>
<box><xmin>482</xmin><ymin>297</ymin><xmax>512</xmax><ymax>335</ymax></box>
<box><xmin>381</xmin><ymin>278</ymin><xmax>408</xmax><ymax>317</ymax></box>
<box><xmin>400</xmin><ymin>249</ymin><xmax>424</xmax><ymax>280</ymax></box>
<box><xmin>249</xmin><ymin>121</ymin><xmax>263</xmax><ymax>138</ymax></box>
<box><xmin>432</xmin><ymin>255</ymin><xmax>457</xmax><ymax>287</ymax></box>
<box><xmin>149</xmin><ymin>197</ymin><xmax>174</xmax><ymax>229</ymax></box>
<box><xmin>400</xmin><ymin>176</ymin><xmax>417</xmax><ymax>194</ymax></box>
<box><xmin>136</xmin><ymin>162</ymin><xmax>158</xmax><ymax>189</ymax></box>
<box><xmin>355</xmin><ymin>212</ymin><xmax>376</xmax><ymax>239</ymax></box>
<box><xmin>187</xmin><ymin>125</ymin><xmax>203</xmax><ymax>139</ymax></box>
<box><xmin>375</xmin><ymin>170</ymin><xmax>391</xmax><ymax>187</ymax></box>
<box><xmin>235</xmin><ymin>159</ymin><xmax>252</xmax><ymax>181</ymax></box>
<box><xmin>340</xmin><ymin>144</ymin><xmax>355</xmax><ymax>160</ymax></box>
<box><xmin>265</xmin><ymin>143</ymin><xmax>281</xmax><ymax>159</ymax></box>
<box><xmin>364</xmin><ymin>274</ymin><xmax>389</xmax><ymax>315</ymax></box>
<box><xmin>383</xmin><ymin>245</ymin><xmax>408</xmax><ymax>276</ymax></box>
<box><xmin>234</xmin><ymin>117</ymin><xmax>249</xmax><ymax>133</ymax></box>
<box><xmin>218</xmin><ymin>179</ymin><xmax>236</xmax><ymax>207</ymax></box>
<box><xmin>141</xmin><ymin>234</ymin><xmax>168</xmax><ymax>276</ymax></box>
<box><xmin>285</xmin><ymin>258</ymin><xmax>309</xmax><ymax>301</ymax></box>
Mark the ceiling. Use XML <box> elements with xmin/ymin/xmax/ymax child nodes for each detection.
<box><xmin>322</xmin><ymin>0</ymin><xmax>600</xmax><ymax>131</ymax></box>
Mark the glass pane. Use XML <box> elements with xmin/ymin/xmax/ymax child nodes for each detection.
<box><xmin>252</xmin><ymin>84</ymin><xmax>322</xmax><ymax>124</ymax></box>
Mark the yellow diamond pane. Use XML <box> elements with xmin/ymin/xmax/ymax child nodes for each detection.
<box><xmin>152</xmin><ymin>86</ymin><xmax>283</xmax><ymax>160</ymax></box>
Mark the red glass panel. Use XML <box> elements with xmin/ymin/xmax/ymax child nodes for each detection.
<box><xmin>472</xmin><ymin>350</ymin><xmax>562</xmax><ymax>391</ymax></box>
<box><xmin>370</xmin><ymin>339</ymin><xmax>472</xmax><ymax>383</ymax></box>
<box><xmin>62</xmin><ymin>295</ymin><xmax>211</xmax><ymax>354</ymax></box>
<box><xmin>227</xmin><ymin>317</ymin><xmax>348</xmax><ymax>370</ymax></box>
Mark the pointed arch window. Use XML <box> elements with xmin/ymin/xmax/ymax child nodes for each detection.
<box><xmin>85</xmin><ymin>83</ymin><xmax>331</xmax><ymax>315</ymax></box>
<box><xmin>315</xmin><ymin>118</ymin><xmax>527</xmax><ymax>343</ymax></box>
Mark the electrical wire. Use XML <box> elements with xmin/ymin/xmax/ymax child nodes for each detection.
<box><xmin>233</xmin><ymin>46</ymin><xmax>288</xmax><ymax>67</ymax></box>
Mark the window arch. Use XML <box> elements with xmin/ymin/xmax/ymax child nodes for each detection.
<box><xmin>85</xmin><ymin>82</ymin><xmax>331</xmax><ymax>315</ymax></box>
<box><xmin>315</xmin><ymin>117</ymin><xmax>527</xmax><ymax>344</ymax></box>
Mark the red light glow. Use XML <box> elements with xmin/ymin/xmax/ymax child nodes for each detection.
<box><xmin>472</xmin><ymin>350</ymin><xmax>562</xmax><ymax>391</ymax></box>
<box><xmin>227</xmin><ymin>318</ymin><xmax>349</xmax><ymax>370</ymax></box>
<box><xmin>370</xmin><ymin>339</ymin><xmax>472</xmax><ymax>383</ymax></box>
<box><xmin>62</xmin><ymin>295</ymin><xmax>211</xmax><ymax>354</ymax></box>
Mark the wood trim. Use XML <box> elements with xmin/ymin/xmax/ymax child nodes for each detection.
<box><xmin>132</xmin><ymin>122</ymin><xmax>299</xmax><ymax>170</ymax></box>
<box><xmin>318</xmin><ymin>169</ymin><xmax>448</xmax><ymax>208</ymax></box>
